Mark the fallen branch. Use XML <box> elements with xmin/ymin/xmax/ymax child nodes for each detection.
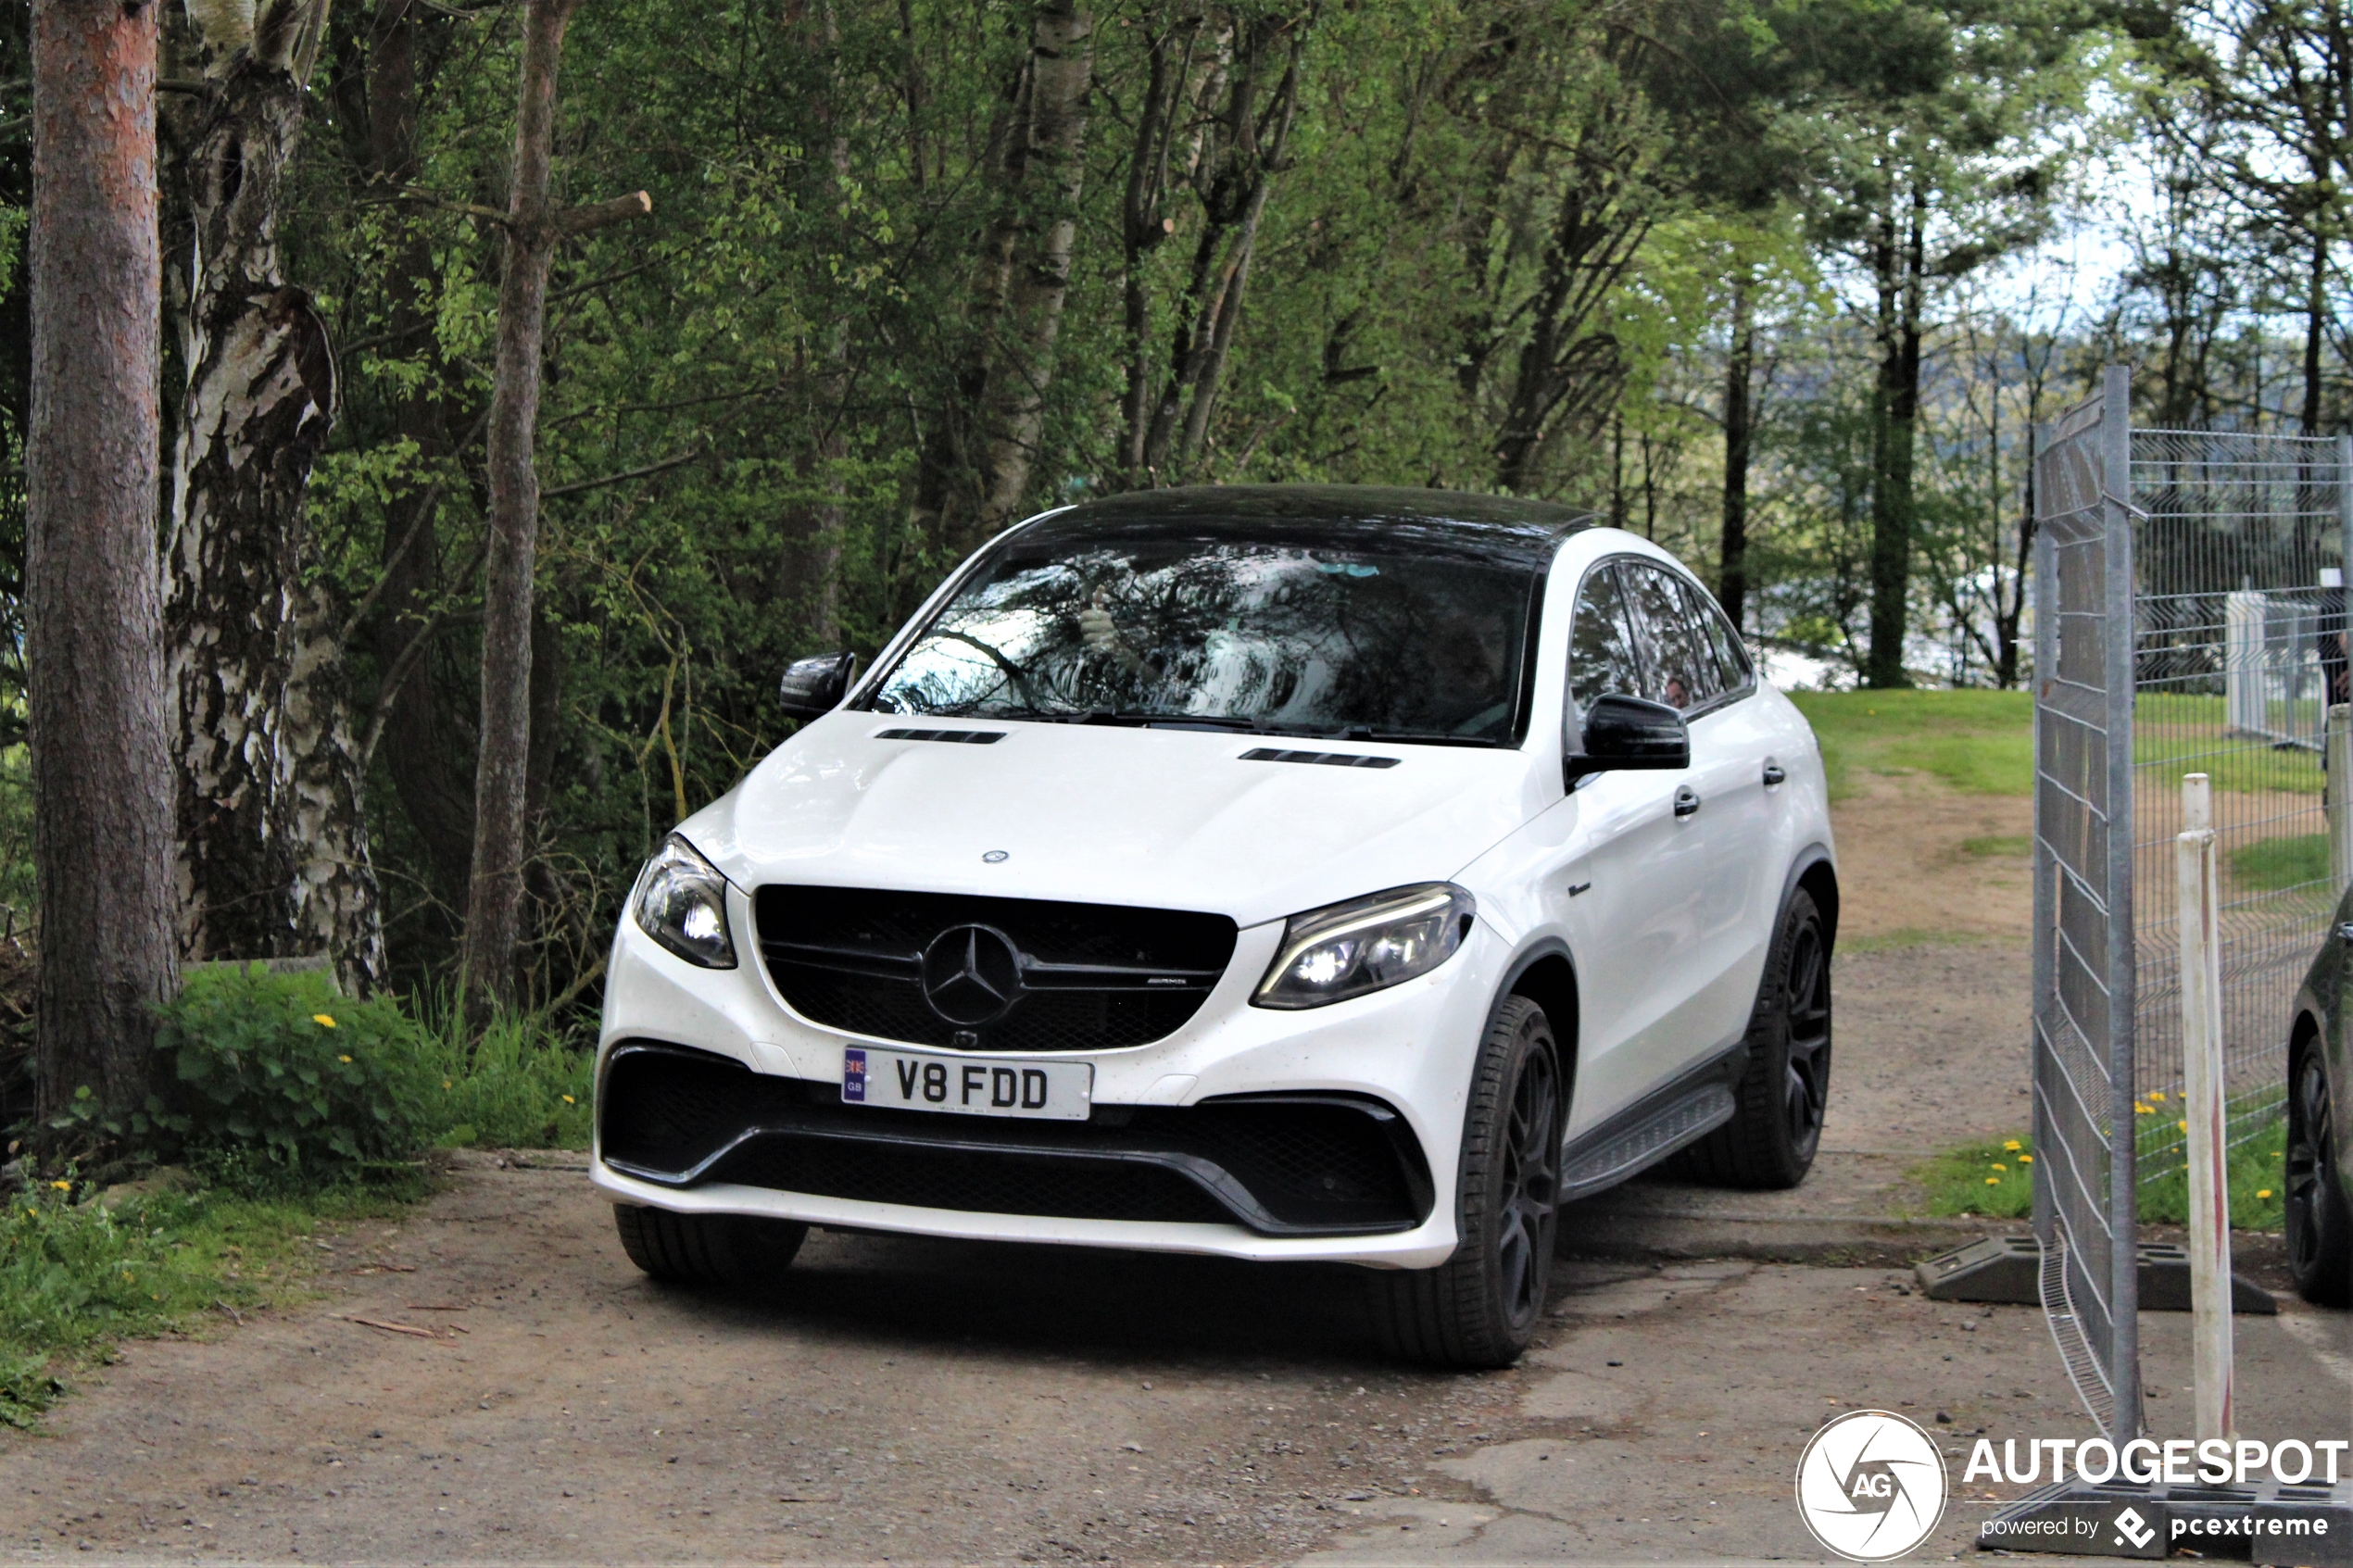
<box><xmin>336</xmin><ymin>1313</ymin><xmax>437</xmax><ymax>1339</ymax></box>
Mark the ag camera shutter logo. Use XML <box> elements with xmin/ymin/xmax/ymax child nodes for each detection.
<box><xmin>1795</xmin><ymin>1410</ymin><xmax>1950</xmax><ymax>1561</ymax></box>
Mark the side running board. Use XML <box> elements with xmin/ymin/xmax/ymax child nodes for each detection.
<box><xmin>1557</xmin><ymin>1082</ymin><xmax>1736</xmax><ymax>1201</ymax></box>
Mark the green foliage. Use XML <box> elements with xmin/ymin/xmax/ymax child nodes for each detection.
<box><xmin>145</xmin><ymin>964</ymin><xmax>436</xmax><ymax>1180</ymax></box>
<box><xmin>48</xmin><ymin>966</ymin><xmax>593</xmax><ymax>1182</ymax></box>
<box><xmin>1788</xmin><ymin>689</ymin><xmax>2036</xmax><ymax>797</ymax></box>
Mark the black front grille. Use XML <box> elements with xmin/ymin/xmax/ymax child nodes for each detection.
<box><xmin>755</xmin><ymin>885</ymin><xmax>1238</xmax><ymax>1052</ymax></box>
<box><xmin>598</xmin><ymin>1044</ymin><xmax>1430</xmax><ymax>1235</ymax></box>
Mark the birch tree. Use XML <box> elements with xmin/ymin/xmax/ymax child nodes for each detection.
<box><xmin>160</xmin><ymin>0</ymin><xmax>388</xmax><ymax>991</ymax></box>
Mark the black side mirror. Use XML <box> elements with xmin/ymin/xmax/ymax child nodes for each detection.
<box><xmin>779</xmin><ymin>651</ymin><xmax>858</xmax><ymax>721</ymax></box>
<box><xmin>1565</xmin><ymin>693</ymin><xmax>1690</xmax><ymax>787</ymax></box>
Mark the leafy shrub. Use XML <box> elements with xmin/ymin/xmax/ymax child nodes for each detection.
<box><xmin>151</xmin><ymin>963</ymin><xmax>436</xmax><ymax>1179</ymax></box>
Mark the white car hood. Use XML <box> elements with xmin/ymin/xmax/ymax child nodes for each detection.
<box><xmin>682</xmin><ymin>712</ymin><xmax>1551</xmax><ymax>928</ymax></box>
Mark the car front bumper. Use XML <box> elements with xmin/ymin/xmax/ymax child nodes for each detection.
<box><xmin>587</xmin><ymin>885</ymin><xmax>1505</xmax><ymax>1267</ymax></box>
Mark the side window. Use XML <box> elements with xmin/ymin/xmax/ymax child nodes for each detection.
<box><xmin>1624</xmin><ymin>564</ymin><xmax>1712</xmax><ymax>713</ymax></box>
<box><xmin>1681</xmin><ymin>576</ymin><xmax>1754</xmax><ymax>694</ymax></box>
<box><xmin>1567</xmin><ymin>562</ymin><xmax>1643</xmax><ymax>719</ymax></box>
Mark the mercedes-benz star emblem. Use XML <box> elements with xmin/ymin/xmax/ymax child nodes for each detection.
<box><xmin>921</xmin><ymin>924</ymin><xmax>1024</xmax><ymax>1025</ymax></box>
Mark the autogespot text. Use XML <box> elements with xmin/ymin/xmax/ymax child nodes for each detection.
<box><xmin>1963</xmin><ymin>1436</ymin><xmax>2351</xmax><ymax>1486</ymax></box>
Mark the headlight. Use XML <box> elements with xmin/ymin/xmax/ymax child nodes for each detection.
<box><xmin>630</xmin><ymin>834</ymin><xmax>737</xmax><ymax>969</ymax></box>
<box><xmin>1252</xmin><ymin>884</ymin><xmax>1475</xmax><ymax>1010</ymax></box>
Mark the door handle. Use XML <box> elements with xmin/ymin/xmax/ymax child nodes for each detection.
<box><xmin>1762</xmin><ymin>761</ymin><xmax>1786</xmax><ymax>787</ymax></box>
<box><xmin>1673</xmin><ymin>785</ymin><xmax>1702</xmax><ymax>819</ymax></box>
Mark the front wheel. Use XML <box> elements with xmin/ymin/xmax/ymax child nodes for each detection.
<box><xmin>1681</xmin><ymin>885</ymin><xmax>1831</xmax><ymax>1189</ymax></box>
<box><xmin>1369</xmin><ymin>995</ymin><xmax>1562</xmax><ymax>1368</ymax></box>
<box><xmin>612</xmin><ymin>1204</ymin><xmax>809</xmax><ymax>1289</ymax></box>
<box><xmin>2285</xmin><ymin>1045</ymin><xmax>2352</xmax><ymax>1307</ymax></box>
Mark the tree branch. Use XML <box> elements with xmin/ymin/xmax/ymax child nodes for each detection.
<box><xmin>541</xmin><ymin>448</ymin><xmax>703</xmax><ymax>499</ymax></box>
<box><xmin>555</xmin><ymin>191</ymin><xmax>652</xmax><ymax>238</ymax></box>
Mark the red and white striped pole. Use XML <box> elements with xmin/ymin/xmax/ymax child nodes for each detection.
<box><xmin>2176</xmin><ymin>771</ymin><xmax>2234</xmax><ymax>1440</ymax></box>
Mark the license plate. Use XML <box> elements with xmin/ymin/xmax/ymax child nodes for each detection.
<box><xmin>840</xmin><ymin>1046</ymin><xmax>1092</xmax><ymax>1121</ymax></box>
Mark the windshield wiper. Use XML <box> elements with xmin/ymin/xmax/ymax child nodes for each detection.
<box><xmin>1334</xmin><ymin>729</ymin><xmax>1508</xmax><ymax>748</ymax></box>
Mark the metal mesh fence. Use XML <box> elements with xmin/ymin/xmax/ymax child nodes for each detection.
<box><xmin>2128</xmin><ymin>428</ymin><xmax>2350</xmax><ymax>1179</ymax></box>
<box><xmin>2032</xmin><ymin>367</ymin><xmax>2353</xmax><ymax>1443</ymax></box>
<box><xmin>2032</xmin><ymin>367</ymin><xmax>2138</xmax><ymax>1444</ymax></box>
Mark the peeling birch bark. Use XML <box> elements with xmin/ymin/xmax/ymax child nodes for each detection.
<box><xmin>161</xmin><ymin>0</ymin><xmax>386</xmax><ymax>992</ymax></box>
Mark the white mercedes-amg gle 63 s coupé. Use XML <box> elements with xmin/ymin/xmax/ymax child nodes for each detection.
<box><xmin>592</xmin><ymin>484</ymin><xmax>1836</xmax><ymax>1366</ymax></box>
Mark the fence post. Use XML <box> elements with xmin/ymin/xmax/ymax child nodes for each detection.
<box><xmin>2176</xmin><ymin>772</ymin><xmax>2234</xmax><ymax>1441</ymax></box>
<box><xmin>2099</xmin><ymin>360</ymin><xmax>2142</xmax><ymax>1446</ymax></box>
<box><xmin>2333</xmin><ymin>707</ymin><xmax>2353</xmax><ymax>896</ymax></box>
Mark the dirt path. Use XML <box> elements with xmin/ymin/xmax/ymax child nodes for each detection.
<box><xmin>1</xmin><ymin>773</ymin><xmax>2334</xmax><ymax>1564</ymax></box>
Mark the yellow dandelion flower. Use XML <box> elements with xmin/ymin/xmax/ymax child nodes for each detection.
<box><xmin>2003</xmin><ymin>1140</ymin><xmax>2022</xmax><ymax>1152</ymax></box>
<box><xmin>2178</xmin><ymin>1120</ymin><xmax>2189</xmax><ymax>1133</ymax></box>
<box><xmin>2135</xmin><ymin>1103</ymin><xmax>2154</xmax><ymax>1115</ymax></box>
<box><xmin>313</xmin><ymin>1014</ymin><xmax>337</xmax><ymax>1028</ymax></box>
<box><xmin>2149</xmin><ymin>1090</ymin><xmax>2166</xmax><ymax>1101</ymax></box>
<box><xmin>2258</xmin><ymin>1189</ymin><xmax>2273</xmax><ymax>1199</ymax></box>
<box><xmin>1992</xmin><ymin>1163</ymin><xmax>2007</xmax><ymax>1172</ymax></box>
<box><xmin>2020</xmin><ymin>1154</ymin><xmax>2033</xmax><ymax>1163</ymax></box>
<box><xmin>443</xmin><ymin>1078</ymin><xmax>453</xmax><ymax>1090</ymax></box>
<box><xmin>561</xmin><ymin>1095</ymin><xmax>576</xmax><ymax>1105</ymax></box>
<box><xmin>49</xmin><ymin>1181</ymin><xmax>69</xmax><ymax>1191</ymax></box>
<box><xmin>337</xmin><ymin>1055</ymin><xmax>353</xmax><ymax>1064</ymax></box>
<box><xmin>1985</xmin><ymin>1177</ymin><xmax>2000</xmax><ymax>1185</ymax></box>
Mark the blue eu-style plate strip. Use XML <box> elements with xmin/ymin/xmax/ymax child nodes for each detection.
<box><xmin>841</xmin><ymin>1047</ymin><xmax>867</xmax><ymax>1102</ymax></box>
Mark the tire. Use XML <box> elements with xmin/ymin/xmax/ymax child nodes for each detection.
<box><xmin>611</xmin><ymin>1204</ymin><xmax>809</xmax><ymax>1289</ymax></box>
<box><xmin>1370</xmin><ymin>995</ymin><xmax>1563</xmax><ymax>1369</ymax></box>
<box><xmin>1681</xmin><ymin>886</ymin><xmax>1831</xmax><ymax>1190</ymax></box>
<box><xmin>2285</xmin><ymin>1043</ymin><xmax>2353</xmax><ymax>1308</ymax></box>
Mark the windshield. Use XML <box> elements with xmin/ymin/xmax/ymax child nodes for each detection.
<box><xmin>865</xmin><ymin>533</ymin><xmax>1541</xmax><ymax>743</ymax></box>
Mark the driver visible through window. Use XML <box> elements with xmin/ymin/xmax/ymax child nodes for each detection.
<box><xmin>867</xmin><ymin>534</ymin><xmax>1538</xmax><ymax>744</ymax></box>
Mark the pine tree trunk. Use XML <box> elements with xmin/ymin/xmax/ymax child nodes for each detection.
<box><xmin>1718</xmin><ymin>273</ymin><xmax>1755</xmax><ymax>633</ymax></box>
<box><xmin>27</xmin><ymin>0</ymin><xmax>182</xmax><ymax>1119</ymax></box>
<box><xmin>161</xmin><ymin>5</ymin><xmax>385</xmax><ymax>992</ymax></box>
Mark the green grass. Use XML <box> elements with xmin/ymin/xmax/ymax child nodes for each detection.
<box><xmin>1910</xmin><ymin>1120</ymin><xmax>2289</xmax><ymax>1231</ymax></box>
<box><xmin>1787</xmin><ymin>690</ymin><xmax>2036</xmax><ymax>799</ymax></box>
<box><xmin>418</xmin><ymin>1008</ymin><xmax>593</xmax><ymax>1151</ymax></box>
<box><xmin>0</xmin><ymin>1179</ymin><xmax>409</xmax><ymax>1426</ymax></box>
<box><xmin>1790</xmin><ymin>689</ymin><xmax>2333</xmax><ymax>803</ymax></box>
<box><xmin>2227</xmin><ymin>833</ymin><xmax>2328</xmax><ymax>892</ymax></box>
<box><xmin>1960</xmin><ymin>834</ymin><xmax>2032</xmax><ymax>858</ymax></box>
<box><xmin>0</xmin><ymin>1004</ymin><xmax>591</xmax><ymax>1428</ymax></box>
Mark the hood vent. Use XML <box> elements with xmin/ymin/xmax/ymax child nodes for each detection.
<box><xmin>1239</xmin><ymin>746</ymin><xmax>1401</xmax><ymax>770</ymax></box>
<box><xmin>875</xmin><ymin>727</ymin><xmax>1005</xmax><ymax>745</ymax></box>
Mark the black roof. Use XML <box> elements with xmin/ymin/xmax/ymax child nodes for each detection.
<box><xmin>1010</xmin><ymin>484</ymin><xmax>1597</xmax><ymax>569</ymax></box>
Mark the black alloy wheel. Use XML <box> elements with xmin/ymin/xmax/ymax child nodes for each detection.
<box><xmin>1682</xmin><ymin>886</ymin><xmax>1832</xmax><ymax>1189</ymax></box>
<box><xmin>1370</xmin><ymin>995</ymin><xmax>1563</xmax><ymax>1368</ymax></box>
<box><xmin>2284</xmin><ymin>1043</ymin><xmax>2352</xmax><ymax>1307</ymax></box>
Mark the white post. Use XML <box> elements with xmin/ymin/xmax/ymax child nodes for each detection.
<box><xmin>2176</xmin><ymin>772</ymin><xmax>2235</xmax><ymax>1441</ymax></box>
<box><xmin>2332</xmin><ymin>706</ymin><xmax>2353</xmax><ymax>896</ymax></box>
